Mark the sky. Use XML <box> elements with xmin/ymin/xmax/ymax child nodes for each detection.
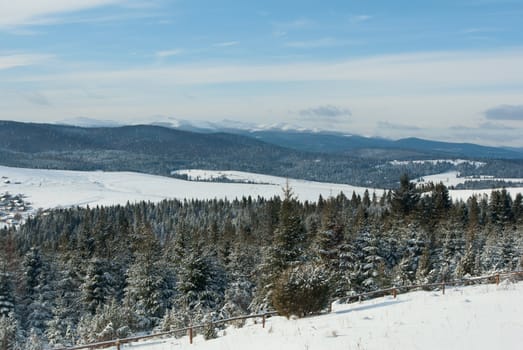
<box><xmin>1</xmin><ymin>0</ymin><xmax>523</xmax><ymax>146</ymax></box>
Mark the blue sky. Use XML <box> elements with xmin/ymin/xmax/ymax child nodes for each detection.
<box><xmin>1</xmin><ymin>0</ymin><xmax>523</xmax><ymax>146</ymax></box>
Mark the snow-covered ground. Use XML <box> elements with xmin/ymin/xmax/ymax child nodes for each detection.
<box><xmin>1</xmin><ymin>166</ymin><xmax>522</xmax><ymax>228</ymax></box>
<box><xmin>172</xmin><ymin>169</ymin><xmax>288</xmax><ymax>184</ymax></box>
<box><xmin>0</xmin><ymin>166</ymin><xmax>373</xmax><ymax>213</ymax></box>
<box><xmin>390</xmin><ymin>159</ymin><xmax>486</xmax><ymax>167</ymax></box>
<box><xmin>114</xmin><ymin>280</ymin><xmax>523</xmax><ymax>350</ymax></box>
<box><xmin>416</xmin><ymin>171</ymin><xmax>523</xmax><ymax>200</ymax></box>
<box><xmin>417</xmin><ymin>170</ymin><xmax>523</xmax><ymax>187</ymax></box>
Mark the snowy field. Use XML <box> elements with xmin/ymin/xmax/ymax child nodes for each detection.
<box><xmin>0</xmin><ymin>166</ymin><xmax>375</xmax><ymax>213</ymax></box>
<box><xmin>114</xmin><ymin>280</ymin><xmax>523</xmax><ymax>350</ymax></box>
<box><xmin>416</xmin><ymin>171</ymin><xmax>523</xmax><ymax>200</ymax></box>
<box><xmin>417</xmin><ymin>170</ymin><xmax>523</xmax><ymax>187</ymax></box>
<box><xmin>390</xmin><ymin>159</ymin><xmax>486</xmax><ymax>167</ymax></box>
<box><xmin>1</xmin><ymin>166</ymin><xmax>523</xmax><ymax>227</ymax></box>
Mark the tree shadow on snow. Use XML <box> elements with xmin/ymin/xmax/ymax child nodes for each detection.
<box><xmin>335</xmin><ymin>299</ymin><xmax>409</xmax><ymax>315</ymax></box>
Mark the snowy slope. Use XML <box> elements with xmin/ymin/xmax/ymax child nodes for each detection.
<box><xmin>117</xmin><ymin>280</ymin><xmax>523</xmax><ymax>350</ymax></box>
<box><xmin>417</xmin><ymin>170</ymin><xmax>523</xmax><ymax>187</ymax></box>
<box><xmin>0</xmin><ymin>166</ymin><xmax>374</xmax><ymax>213</ymax></box>
<box><xmin>1</xmin><ymin>166</ymin><xmax>522</xmax><ymax>216</ymax></box>
<box><xmin>416</xmin><ymin>171</ymin><xmax>523</xmax><ymax>200</ymax></box>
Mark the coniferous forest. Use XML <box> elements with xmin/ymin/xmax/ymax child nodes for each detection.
<box><xmin>0</xmin><ymin>176</ymin><xmax>522</xmax><ymax>348</ymax></box>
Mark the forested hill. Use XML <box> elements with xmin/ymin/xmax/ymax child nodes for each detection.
<box><xmin>232</xmin><ymin>130</ymin><xmax>523</xmax><ymax>159</ymax></box>
<box><xmin>0</xmin><ymin>120</ymin><xmax>328</xmax><ymax>182</ymax></box>
<box><xmin>0</xmin><ymin>120</ymin><xmax>298</xmax><ymax>165</ymax></box>
<box><xmin>1</xmin><ymin>120</ymin><xmax>523</xmax><ymax>188</ymax></box>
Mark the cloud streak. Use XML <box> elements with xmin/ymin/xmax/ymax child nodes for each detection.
<box><xmin>155</xmin><ymin>49</ymin><xmax>184</xmax><ymax>58</ymax></box>
<box><xmin>377</xmin><ymin>121</ymin><xmax>421</xmax><ymax>131</ymax></box>
<box><xmin>285</xmin><ymin>38</ymin><xmax>355</xmax><ymax>49</ymax></box>
<box><xmin>349</xmin><ymin>15</ymin><xmax>372</xmax><ymax>23</ymax></box>
<box><xmin>0</xmin><ymin>0</ymin><xmax>161</xmax><ymax>29</ymax></box>
<box><xmin>0</xmin><ymin>53</ymin><xmax>53</xmax><ymax>70</ymax></box>
<box><xmin>299</xmin><ymin>105</ymin><xmax>351</xmax><ymax>119</ymax></box>
<box><xmin>0</xmin><ymin>0</ymin><xmax>121</xmax><ymax>28</ymax></box>
<box><xmin>484</xmin><ymin>105</ymin><xmax>523</xmax><ymax>121</ymax></box>
<box><xmin>11</xmin><ymin>48</ymin><xmax>523</xmax><ymax>88</ymax></box>
<box><xmin>19</xmin><ymin>91</ymin><xmax>51</xmax><ymax>106</ymax></box>
<box><xmin>212</xmin><ymin>41</ymin><xmax>240</xmax><ymax>48</ymax></box>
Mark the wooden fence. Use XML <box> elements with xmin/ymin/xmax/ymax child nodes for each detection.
<box><xmin>53</xmin><ymin>312</ymin><xmax>278</xmax><ymax>350</ymax></box>
<box><xmin>54</xmin><ymin>270</ymin><xmax>523</xmax><ymax>350</ymax></box>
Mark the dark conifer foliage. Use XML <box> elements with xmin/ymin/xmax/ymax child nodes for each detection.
<box><xmin>0</xmin><ymin>179</ymin><xmax>522</xmax><ymax>346</ymax></box>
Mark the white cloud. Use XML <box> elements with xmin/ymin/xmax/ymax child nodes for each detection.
<box><xmin>212</xmin><ymin>41</ymin><xmax>240</xmax><ymax>48</ymax></box>
<box><xmin>285</xmin><ymin>38</ymin><xmax>354</xmax><ymax>49</ymax></box>
<box><xmin>299</xmin><ymin>105</ymin><xmax>351</xmax><ymax>119</ymax></box>
<box><xmin>275</xmin><ymin>18</ymin><xmax>314</xmax><ymax>29</ymax></box>
<box><xmin>155</xmin><ymin>49</ymin><xmax>184</xmax><ymax>58</ymax></box>
<box><xmin>377</xmin><ymin>121</ymin><xmax>421</xmax><ymax>131</ymax></box>
<box><xmin>272</xmin><ymin>18</ymin><xmax>315</xmax><ymax>34</ymax></box>
<box><xmin>0</xmin><ymin>0</ymin><xmax>153</xmax><ymax>28</ymax></box>
<box><xmin>460</xmin><ymin>27</ymin><xmax>501</xmax><ymax>34</ymax></box>
<box><xmin>0</xmin><ymin>0</ymin><xmax>114</xmax><ymax>26</ymax></box>
<box><xmin>349</xmin><ymin>15</ymin><xmax>372</xmax><ymax>23</ymax></box>
<box><xmin>15</xmin><ymin>48</ymin><xmax>522</xmax><ymax>88</ymax></box>
<box><xmin>3</xmin><ymin>48</ymin><xmax>523</xmax><ymax>146</ymax></box>
<box><xmin>0</xmin><ymin>53</ymin><xmax>53</xmax><ymax>70</ymax></box>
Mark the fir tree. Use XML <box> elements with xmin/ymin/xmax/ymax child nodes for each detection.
<box><xmin>0</xmin><ymin>270</ymin><xmax>15</xmax><ymax>318</ymax></box>
<box><xmin>124</xmin><ymin>221</ymin><xmax>169</xmax><ymax>329</ymax></box>
<box><xmin>391</xmin><ymin>174</ymin><xmax>420</xmax><ymax>218</ymax></box>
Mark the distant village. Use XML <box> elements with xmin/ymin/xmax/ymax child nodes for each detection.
<box><xmin>1</xmin><ymin>176</ymin><xmax>32</xmax><ymax>227</ymax></box>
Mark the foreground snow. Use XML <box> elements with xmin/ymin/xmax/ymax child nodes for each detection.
<box><xmin>121</xmin><ymin>280</ymin><xmax>523</xmax><ymax>350</ymax></box>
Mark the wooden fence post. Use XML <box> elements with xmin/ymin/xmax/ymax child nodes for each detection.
<box><xmin>441</xmin><ymin>282</ymin><xmax>445</xmax><ymax>295</ymax></box>
<box><xmin>496</xmin><ymin>273</ymin><xmax>500</xmax><ymax>285</ymax></box>
<box><xmin>392</xmin><ymin>288</ymin><xmax>397</xmax><ymax>299</ymax></box>
<box><xmin>115</xmin><ymin>340</ymin><xmax>120</xmax><ymax>350</ymax></box>
<box><xmin>189</xmin><ymin>327</ymin><xmax>193</xmax><ymax>344</ymax></box>
<box><xmin>262</xmin><ymin>314</ymin><xmax>266</xmax><ymax>328</ymax></box>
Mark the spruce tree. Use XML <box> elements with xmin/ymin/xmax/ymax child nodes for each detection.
<box><xmin>124</xmin><ymin>221</ymin><xmax>168</xmax><ymax>329</ymax></box>
<box><xmin>391</xmin><ymin>174</ymin><xmax>420</xmax><ymax>218</ymax></box>
<box><xmin>0</xmin><ymin>270</ymin><xmax>14</xmax><ymax>318</ymax></box>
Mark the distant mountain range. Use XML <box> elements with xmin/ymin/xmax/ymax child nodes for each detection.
<box><xmin>1</xmin><ymin>119</ymin><xmax>522</xmax><ymax>188</ymax></box>
<box><xmin>58</xmin><ymin>117</ymin><xmax>523</xmax><ymax>159</ymax></box>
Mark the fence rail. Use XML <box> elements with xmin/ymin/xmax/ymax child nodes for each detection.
<box><xmin>54</xmin><ymin>270</ymin><xmax>523</xmax><ymax>350</ymax></box>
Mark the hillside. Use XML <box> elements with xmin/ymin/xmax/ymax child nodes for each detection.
<box><xmin>112</xmin><ymin>280</ymin><xmax>523</xmax><ymax>350</ymax></box>
<box><xmin>0</xmin><ymin>120</ymin><xmax>301</xmax><ymax>173</ymax></box>
<box><xmin>3</xmin><ymin>165</ymin><xmax>522</xmax><ymax>228</ymax></box>
<box><xmin>1</xmin><ymin>120</ymin><xmax>523</xmax><ymax>188</ymax></box>
<box><xmin>234</xmin><ymin>130</ymin><xmax>523</xmax><ymax>159</ymax></box>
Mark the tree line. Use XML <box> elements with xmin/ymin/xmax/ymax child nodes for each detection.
<box><xmin>0</xmin><ymin>175</ymin><xmax>522</xmax><ymax>348</ymax></box>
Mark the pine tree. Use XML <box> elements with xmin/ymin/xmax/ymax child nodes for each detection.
<box><xmin>256</xmin><ymin>185</ymin><xmax>306</xmax><ymax>310</ymax></box>
<box><xmin>124</xmin><ymin>222</ymin><xmax>168</xmax><ymax>329</ymax></box>
<box><xmin>270</xmin><ymin>185</ymin><xmax>306</xmax><ymax>272</ymax></box>
<box><xmin>0</xmin><ymin>313</ymin><xmax>21</xmax><ymax>350</ymax></box>
<box><xmin>81</xmin><ymin>258</ymin><xmax>110</xmax><ymax>314</ymax></box>
<box><xmin>23</xmin><ymin>328</ymin><xmax>43</xmax><ymax>350</ymax></box>
<box><xmin>391</xmin><ymin>174</ymin><xmax>420</xmax><ymax>219</ymax></box>
<box><xmin>431</xmin><ymin>182</ymin><xmax>451</xmax><ymax>222</ymax></box>
<box><xmin>271</xmin><ymin>263</ymin><xmax>330</xmax><ymax>318</ymax></box>
<box><xmin>314</xmin><ymin>199</ymin><xmax>353</xmax><ymax>297</ymax></box>
<box><xmin>0</xmin><ymin>270</ymin><xmax>15</xmax><ymax>318</ymax></box>
<box><xmin>46</xmin><ymin>296</ymin><xmax>78</xmax><ymax>348</ymax></box>
<box><xmin>76</xmin><ymin>299</ymin><xmax>133</xmax><ymax>343</ymax></box>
